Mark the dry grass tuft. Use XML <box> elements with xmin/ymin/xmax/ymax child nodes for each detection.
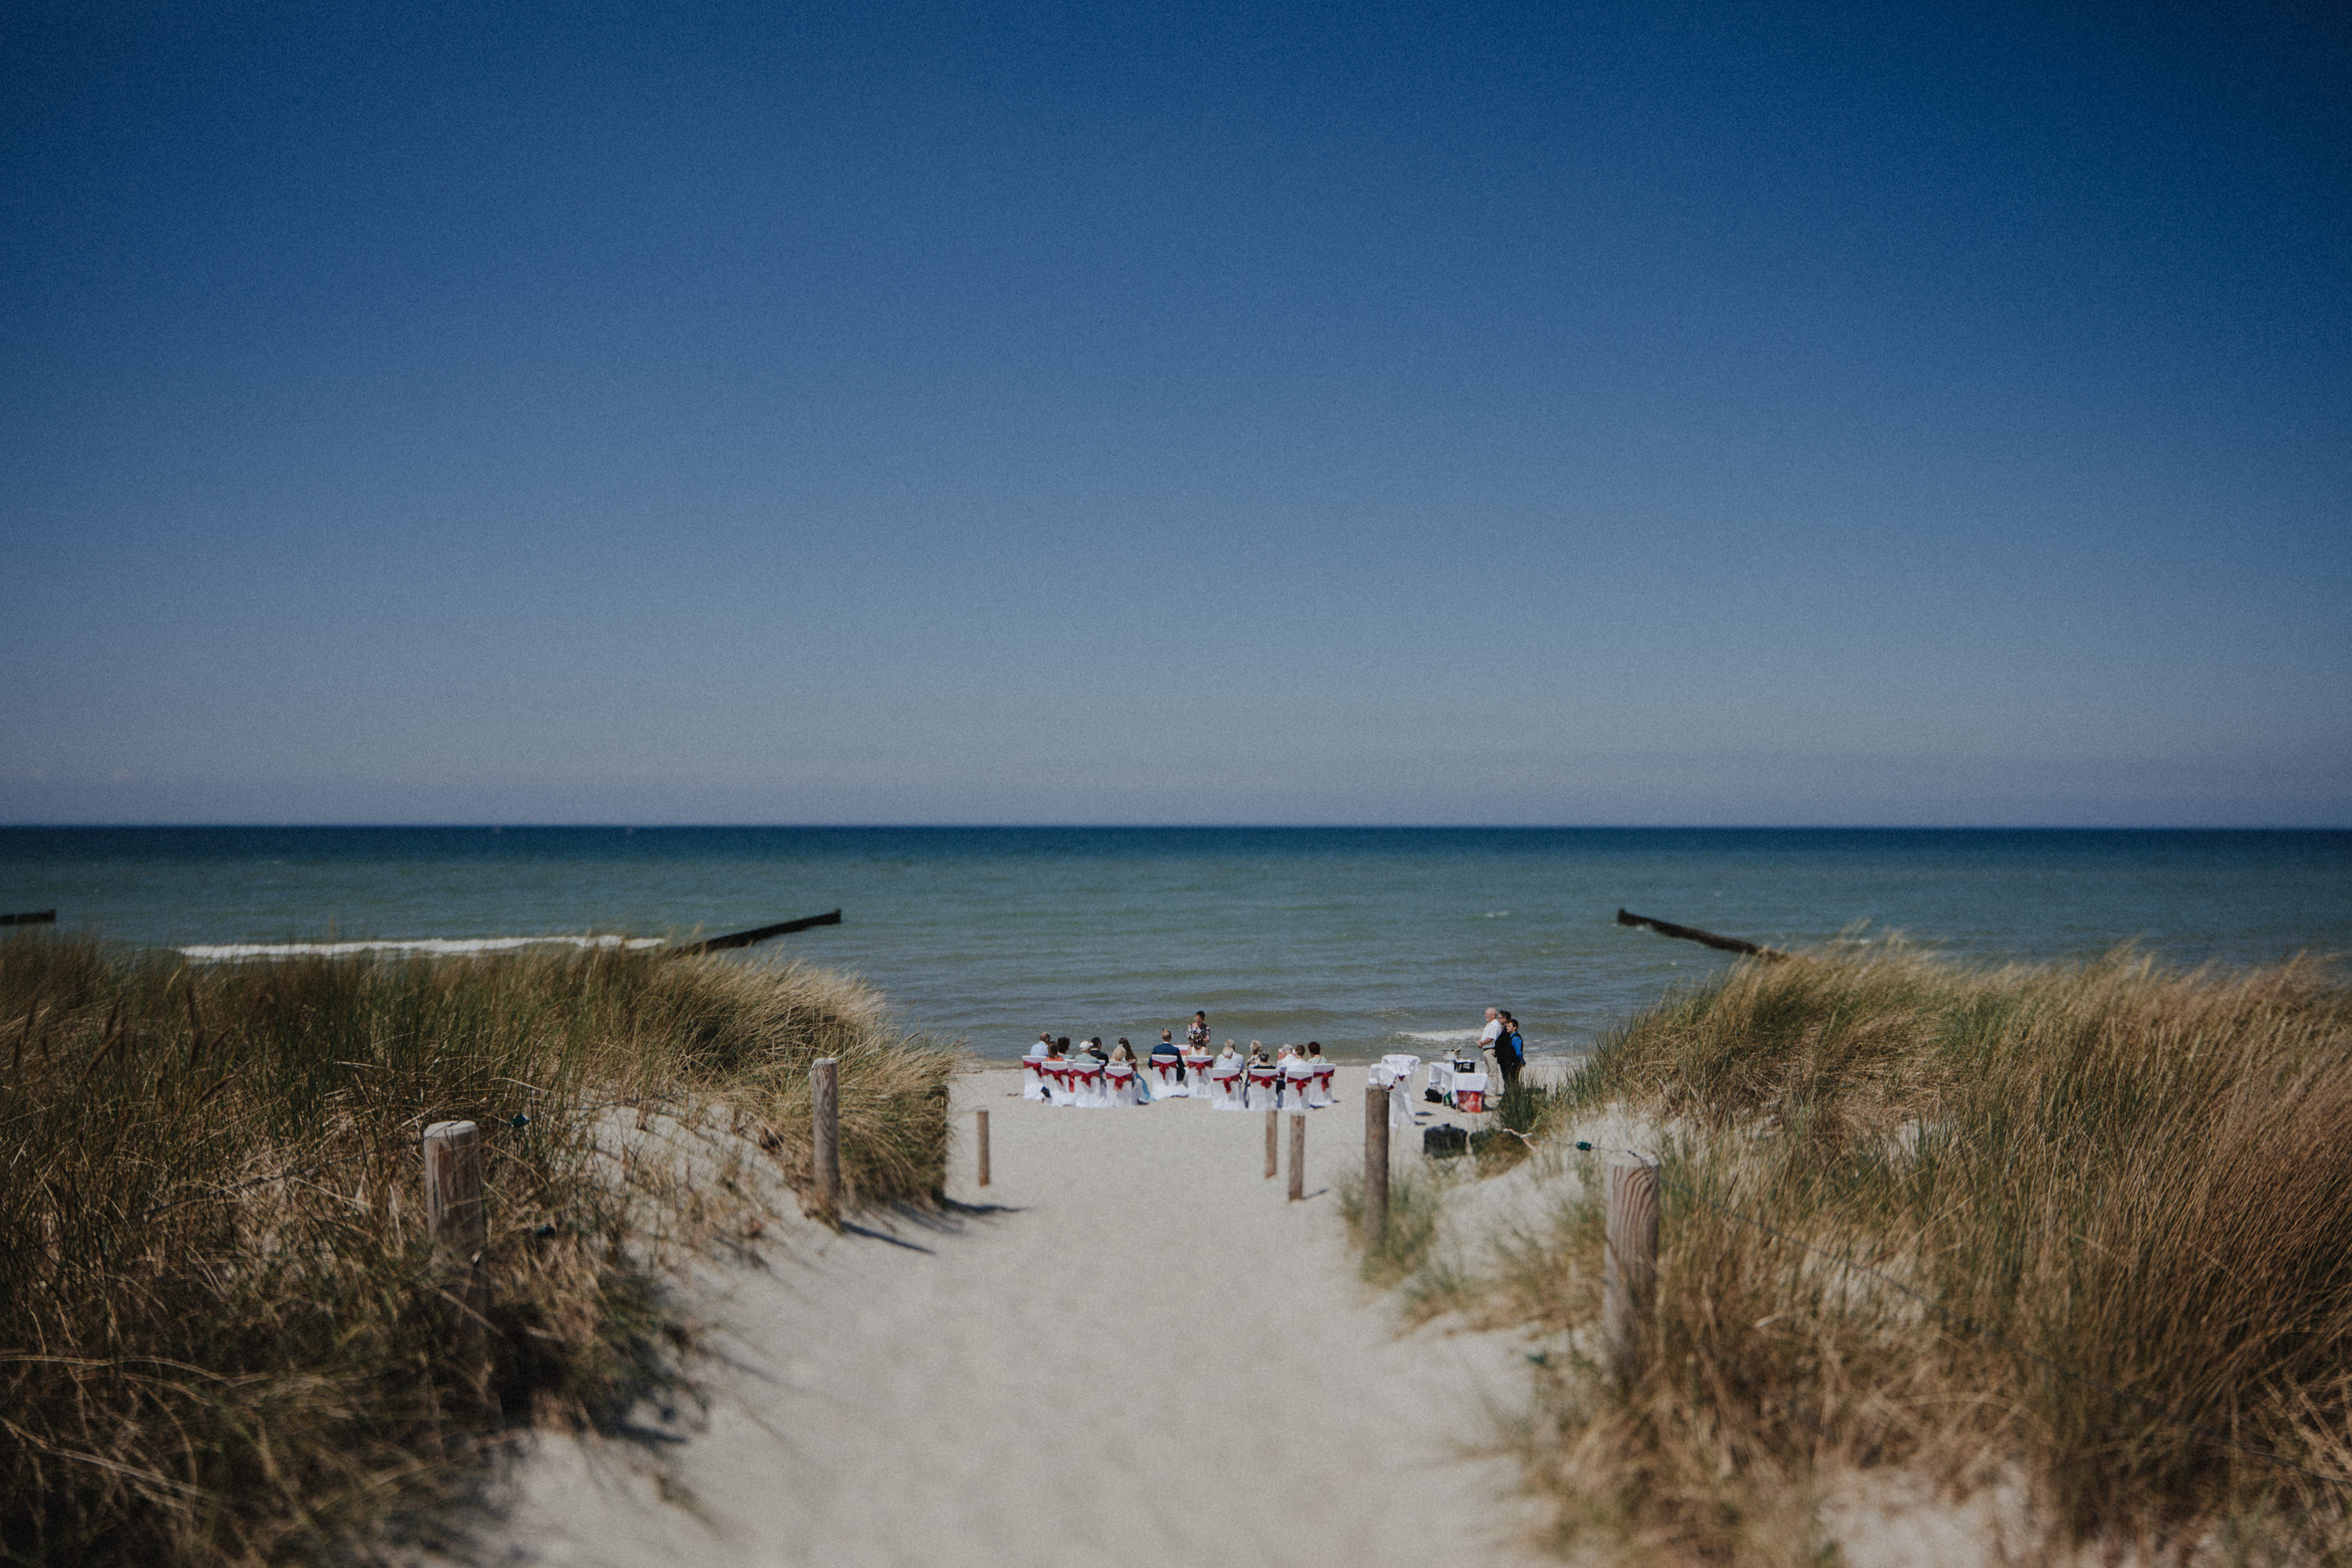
<box><xmin>1410</xmin><ymin>946</ymin><xmax>2352</xmax><ymax>1563</ymax></box>
<box><xmin>0</xmin><ymin>932</ymin><xmax>955</xmax><ymax>1566</ymax></box>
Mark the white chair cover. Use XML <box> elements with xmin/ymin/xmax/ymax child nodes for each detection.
<box><xmin>1074</xmin><ymin>1060</ymin><xmax>1109</xmax><ymax>1108</ymax></box>
<box><xmin>1284</xmin><ymin>1059</ymin><xmax>1314</xmax><ymax>1108</ymax></box>
<box><xmin>1208</xmin><ymin>1061</ymin><xmax>1246</xmax><ymax>1110</ymax></box>
<box><xmin>1022</xmin><ymin>1051</ymin><xmax>1050</xmax><ymax>1102</ymax></box>
<box><xmin>1454</xmin><ymin>1071</ymin><xmax>1490</xmax><ymax>1113</ymax></box>
<box><xmin>1044</xmin><ymin>1062</ymin><xmax>1078</xmax><ymax>1107</ymax></box>
<box><xmin>1308</xmin><ymin>1063</ymin><xmax>1335</xmax><ymax>1109</ymax></box>
<box><xmin>1182</xmin><ymin>1052</ymin><xmax>1213</xmax><ymax>1096</ymax></box>
<box><xmin>1381</xmin><ymin>1054</ymin><xmax>1421</xmax><ymax>1094</ymax></box>
<box><xmin>1106</xmin><ymin>1062</ymin><xmax>1141</xmax><ymax>1106</ymax></box>
<box><xmin>1145</xmin><ymin>1053</ymin><xmax>1186</xmax><ymax>1098</ymax></box>
<box><xmin>1366</xmin><ymin>1063</ymin><xmax>1414</xmax><ymax>1127</ymax></box>
<box><xmin>1243</xmin><ymin>1063</ymin><xmax>1283</xmax><ymax>1110</ymax></box>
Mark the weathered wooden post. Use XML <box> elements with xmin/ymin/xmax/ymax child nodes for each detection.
<box><xmin>811</xmin><ymin>1058</ymin><xmax>840</xmax><ymax>1217</ymax></box>
<box><xmin>1363</xmin><ymin>1080</ymin><xmax>1389</xmax><ymax>1247</ymax></box>
<box><xmin>1603</xmin><ymin>1157</ymin><xmax>1661</xmax><ymax>1385</ymax></box>
<box><xmin>1265</xmin><ymin>1107</ymin><xmax>1279</xmax><ymax>1178</ymax></box>
<box><xmin>975</xmin><ymin>1108</ymin><xmax>991</xmax><ymax>1189</ymax></box>
<box><xmin>1288</xmin><ymin>1112</ymin><xmax>1306</xmax><ymax>1201</ymax></box>
<box><xmin>423</xmin><ymin>1120</ymin><xmax>490</xmax><ymax>1400</ymax></box>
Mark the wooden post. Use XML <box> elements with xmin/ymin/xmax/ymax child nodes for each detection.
<box><xmin>423</xmin><ymin>1120</ymin><xmax>490</xmax><ymax>1401</ymax></box>
<box><xmin>1265</xmin><ymin>1107</ymin><xmax>1279</xmax><ymax>1178</ymax></box>
<box><xmin>811</xmin><ymin>1058</ymin><xmax>840</xmax><ymax>1217</ymax></box>
<box><xmin>1288</xmin><ymin>1112</ymin><xmax>1305</xmax><ymax>1201</ymax></box>
<box><xmin>1603</xmin><ymin>1158</ymin><xmax>1661</xmax><ymax>1385</ymax></box>
<box><xmin>1363</xmin><ymin>1080</ymin><xmax>1389</xmax><ymax>1247</ymax></box>
<box><xmin>975</xmin><ymin>1108</ymin><xmax>991</xmax><ymax>1189</ymax></box>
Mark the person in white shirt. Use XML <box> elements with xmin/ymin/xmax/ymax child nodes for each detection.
<box><xmin>1022</xmin><ymin>1031</ymin><xmax>1051</xmax><ymax>1100</ymax></box>
<box><xmin>1279</xmin><ymin>1044</ymin><xmax>1312</xmax><ymax>1108</ymax></box>
<box><xmin>1477</xmin><ymin>1006</ymin><xmax>1503</xmax><ymax>1070</ymax></box>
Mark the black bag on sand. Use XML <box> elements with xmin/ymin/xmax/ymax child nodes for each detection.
<box><xmin>1424</xmin><ymin>1124</ymin><xmax>1468</xmax><ymax>1158</ymax></box>
<box><xmin>1424</xmin><ymin>1087</ymin><xmax>1443</xmax><ymax>1103</ymax></box>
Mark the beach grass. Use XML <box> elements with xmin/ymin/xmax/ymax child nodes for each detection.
<box><xmin>1337</xmin><ymin>1161</ymin><xmax>1447</xmax><ymax>1288</ymax></box>
<box><xmin>0</xmin><ymin>931</ymin><xmax>955</xmax><ymax>1566</ymax></box>
<box><xmin>1403</xmin><ymin>946</ymin><xmax>2352</xmax><ymax>1562</ymax></box>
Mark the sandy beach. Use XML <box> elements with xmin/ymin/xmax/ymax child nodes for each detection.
<box><xmin>462</xmin><ymin>1065</ymin><xmax>1543</xmax><ymax>1567</ymax></box>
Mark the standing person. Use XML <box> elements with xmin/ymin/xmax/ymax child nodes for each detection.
<box><xmin>1496</xmin><ymin>1012</ymin><xmax>1526</xmax><ymax>1091</ymax></box>
<box><xmin>1477</xmin><ymin>1006</ymin><xmax>1504</xmax><ymax>1069</ymax></box>
<box><xmin>1185</xmin><ymin>1011</ymin><xmax>1210</xmax><ymax>1054</ymax></box>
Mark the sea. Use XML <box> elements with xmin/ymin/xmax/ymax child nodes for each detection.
<box><xmin>3</xmin><ymin>828</ymin><xmax>2347</xmax><ymax>1062</ymax></box>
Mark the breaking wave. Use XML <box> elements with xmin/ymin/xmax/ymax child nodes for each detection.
<box><xmin>180</xmin><ymin>935</ymin><xmax>665</xmax><ymax>962</ymax></box>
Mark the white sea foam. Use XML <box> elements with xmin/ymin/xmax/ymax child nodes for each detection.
<box><xmin>179</xmin><ymin>935</ymin><xmax>666</xmax><ymax>962</ymax></box>
<box><xmin>1399</xmin><ymin>1028</ymin><xmax>1482</xmax><ymax>1043</ymax></box>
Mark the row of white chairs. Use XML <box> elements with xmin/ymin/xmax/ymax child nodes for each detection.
<box><xmin>1022</xmin><ymin>1054</ymin><xmax>1338</xmax><ymax>1110</ymax></box>
<box><xmin>1022</xmin><ymin>1052</ymin><xmax>1491</xmax><ymax>1116</ymax></box>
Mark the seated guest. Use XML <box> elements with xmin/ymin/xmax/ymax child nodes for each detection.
<box><xmin>1152</xmin><ymin>1029</ymin><xmax>1183</xmax><ymax>1084</ymax></box>
<box><xmin>1022</xmin><ymin>1033</ymin><xmax>1051</xmax><ymax>1100</ymax></box>
<box><xmin>1304</xmin><ymin>1041</ymin><xmax>1335</xmax><ymax>1107</ymax></box>
<box><xmin>1085</xmin><ymin>1036</ymin><xmax>1109</xmax><ymax>1063</ymax></box>
<box><xmin>1279</xmin><ymin>1044</ymin><xmax>1311</xmax><ymax>1108</ymax></box>
<box><xmin>1040</xmin><ymin>1036</ymin><xmax>1075</xmax><ymax>1106</ymax></box>
<box><xmin>1111</xmin><ymin>1039</ymin><xmax>1151</xmax><ymax>1101</ymax></box>
<box><xmin>1138</xmin><ymin>1033</ymin><xmax>1180</xmax><ymax>1094</ymax></box>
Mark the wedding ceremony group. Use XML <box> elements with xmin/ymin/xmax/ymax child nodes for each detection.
<box><xmin>1018</xmin><ymin>1007</ymin><xmax>1523</xmax><ymax>1114</ymax></box>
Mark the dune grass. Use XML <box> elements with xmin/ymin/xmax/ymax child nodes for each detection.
<box><xmin>0</xmin><ymin>932</ymin><xmax>956</xmax><ymax>1566</ymax></box>
<box><xmin>1406</xmin><ymin>946</ymin><xmax>2352</xmax><ymax>1563</ymax></box>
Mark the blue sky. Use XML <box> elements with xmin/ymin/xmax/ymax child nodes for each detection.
<box><xmin>4</xmin><ymin>1</ymin><xmax>2347</xmax><ymax>825</ymax></box>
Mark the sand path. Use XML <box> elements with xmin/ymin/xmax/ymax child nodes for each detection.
<box><xmin>476</xmin><ymin>1065</ymin><xmax>1540</xmax><ymax>1567</ymax></box>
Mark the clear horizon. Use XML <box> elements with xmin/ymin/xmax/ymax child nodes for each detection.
<box><xmin>6</xmin><ymin>4</ymin><xmax>2347</xmax><ymax>828</ymax></box>
<box><xmin>9</xmin><ymin>823</ymin><xmax>2347</xmax><ymax>833</ymax></box>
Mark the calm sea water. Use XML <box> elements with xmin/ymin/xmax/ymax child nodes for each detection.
<box><xmin>3</xmin><ymin>828</ymin><xmax>2347</xmax><ymax>1062</ymax></box>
